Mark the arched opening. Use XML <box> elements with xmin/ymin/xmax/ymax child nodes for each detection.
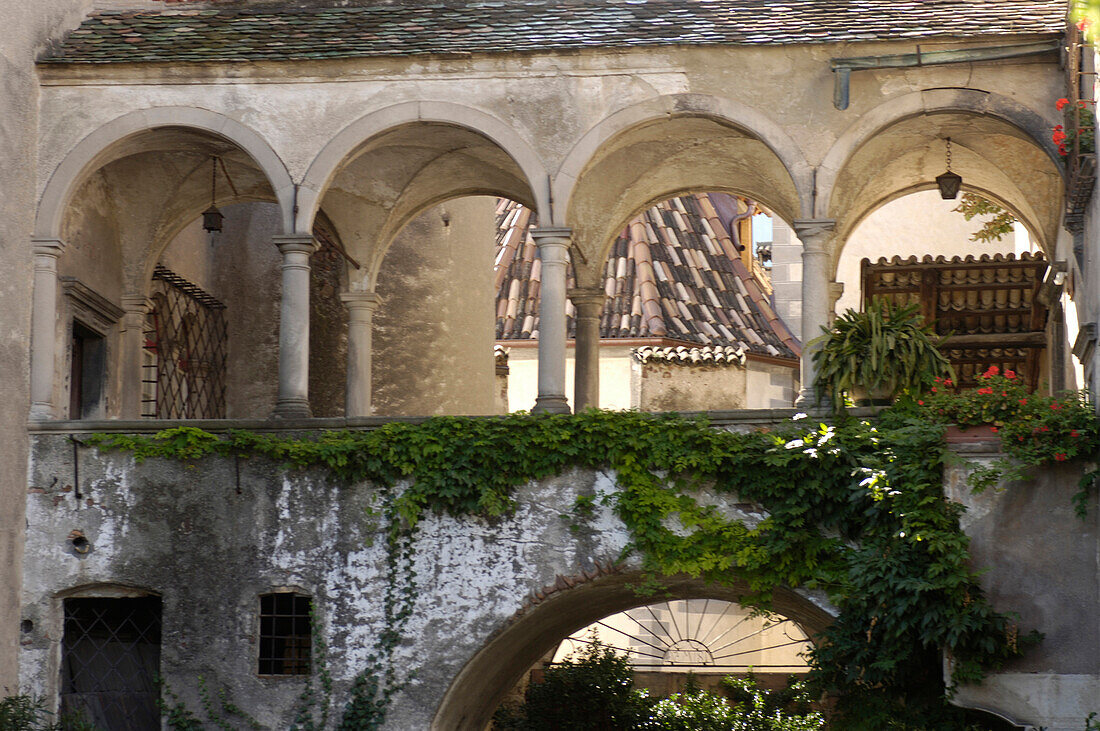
<box><xmin>433</xmin><ymin>572</ymin><xmax>832</xmax><ymax>731</ymax></box>
<box><xmin>564</xmin><ymin>113</ymin><xmax>804</xmax><ymax>288</ymax></box>
<box><xmin>48</xmin><ymin>123</ymin><xmax>289</xmax><ymax>419</ymax></box>
<box><xmin>312</xmin><ymin>120</ymin><xmax>540</xmax><ymax>417</ymax></box>
<box><xmin>496</xmin><ymin>192</ymin><xmax>801</xmax><ymax>411</ymax></box>
<box><xmin>824</xmin><ymin>108</ymin><xmax>1077</xmax><ymax>395</ymax></box>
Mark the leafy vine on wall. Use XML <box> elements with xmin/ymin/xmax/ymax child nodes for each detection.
<box><xmin>85</xmin><ymin>403</ymin><xmax>1097</xmax><ymax>727</ymax></box>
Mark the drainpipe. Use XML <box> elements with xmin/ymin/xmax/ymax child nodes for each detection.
<box><xmin>831</xmin><ymin>40</ymin><xmax>1061</xmax><ymax>110</ymax></box>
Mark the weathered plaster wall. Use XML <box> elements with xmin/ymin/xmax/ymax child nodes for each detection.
<box><xmin>504</xmin><ymin>345</ymin><xmax>638</xmax><ymax>412</ymax></box>
<box><xmin>744</xmin><ymin>359</ymin><xmax>799</xmax><ymax>409</ymax></box>
<box><xmin>946</xmin><ymin>446</ymin><xmax>1100</xmax><ymax>730</ymax></box>
<box><xmin>767</xmin><ymin>217</ymin><xmax>802</xmax><ymax>338</ymax></box>
<box><xmin>372</xmin><ymin>197</ymin><xmax>497</xmax><ymax>416</ymax></box>
<box><xmin>638</xmin><ymin>362</ymin><xmax>748</xmax><ymax>412</ymax></box>
<box><xmin>20</xmin><ymin>427</ymin><xmax>832</xmax><ymax>728</ymax></box>
<box><xmin>209</xmin><ymin>203</ymin><xmax>283</xmax><ymax>418</ymax></box>
<box><xmin>0</xmin><ymin>0</ymin><xmax>94</xmax><ymax>691</ymax></box>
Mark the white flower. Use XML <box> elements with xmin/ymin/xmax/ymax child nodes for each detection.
<box><xmin>792</xmin><ymin>412</ymin><xmax>808</xmax><ymax>421</ymax></box>
<box><xmin>785</xmin><ymin>439</ymin><xmax>804</xmax><ymax>449</ymax></box>
<box><xmin>803</xmin><ymin>448</ymin><xmax>819</xmax><ymax>458</ymax></box>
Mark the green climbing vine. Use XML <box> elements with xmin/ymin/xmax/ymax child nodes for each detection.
<box><xmin>85</xmin><ymin>403</ymin><xmax>1099</xmax><ymax>728</ymax></box>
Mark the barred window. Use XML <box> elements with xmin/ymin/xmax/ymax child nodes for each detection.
<box><xmin>258</xmin><ymin>593</ymin><xmax>312</xmax><ymax>676</ymax></box>
<box><xmin>143</xmin><ymin>265</ymin><xmax>227</xmax><ymax>419</ymax></box>
<box><xmin>61</xmin><ymin>596</ymin><xmax>162</xmax><ymax>729</ymax></box>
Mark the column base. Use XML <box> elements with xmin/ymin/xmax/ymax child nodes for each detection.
<box><xmin>532</xmin><ymin>395</ymin><xmax>571</xmax><ymax>414</ymax></box>
<box><xmin>794</xmin><ymin>389</ymin><xmax>826</xmax><ymax>410</ymax></box>
<box><xmin>29</xmin><ymin>402</ymin><xmax>55</xmax><ymax>421</ymax></box>
<box><xmin>271</xmin><ymin>398</ymin><xmax>313</xmax><ymax>419</ymax></box>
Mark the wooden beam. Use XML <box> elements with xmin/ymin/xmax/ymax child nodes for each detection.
<box><xmin>939</xmin><ymin>332</ymin><xmax>1047</xmax><ymax>348</ymax></box>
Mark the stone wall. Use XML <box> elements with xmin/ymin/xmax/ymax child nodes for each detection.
<box><xmin>372</xmin><ymin>198</ymin><xmax>498</xmax><ymax>416</ymax></box>
<box><xmin>20</xmin><ymin>424</ymin><xmax>833</xmax><ymax>728</ymax></box>
<box><xmin>0</xmin><ymin>0</ymin><xmax>94</xmax><ymax>690</ymax></box>
<box><xmin>946</xmin><ymin>443</ymin><xmax>1100</xmax><ymax>730</ymax></box>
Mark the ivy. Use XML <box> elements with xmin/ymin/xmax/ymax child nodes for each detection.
<box><xmin>85</xmin><ymin>407</ymin><xmax>1087</xmax><ymax>727</ymax></box>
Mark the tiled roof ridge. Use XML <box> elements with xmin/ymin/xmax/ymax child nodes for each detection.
<box><xmin>45</xmin><ymin>1</ymin><xmax>1067</xmax><ymax>65</ymax></box>
<box><xmin>865</xmin><ymin>251</ymin><xmax>1046</xmax><ymax>266</ymax></box>
<box><xmin>632</xmin><ymin>344</ymin><xmax>747</xmax><ymax>366</ymax></box>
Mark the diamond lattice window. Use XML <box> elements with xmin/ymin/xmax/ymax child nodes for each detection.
<box><xmin>60</xmin><ymin>596</ymin><xmax>162</xmax><ymax>730</ymax></box>
<box><xmin>142</xmin><ymin>265</ymin><xmax>228</xmax><ymax>419</ymax></box>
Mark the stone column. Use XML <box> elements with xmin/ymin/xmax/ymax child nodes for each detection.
<box><xmin>118</xmin><ymin>294</ymin><xmax>151</xmax><ymax>419</ymax></box>
<box><xmin>793</xmin><ymin>220</ymin><xmax>836</xmax><ymax>407</ymax></box>
<box><xmin>568</xmin><ymin>287</ymin><xmax>606</xmax><ymax>411</ymax></box>
<box><xmin>29</xmin><ymin>239</ymin><xmax>64</xmax><ymax>420</ymax></box>
<box><xmin>530</xmin><ymin>227</ymin><xmax>572</xmax><ymax>414</ymax></box>
<box><xmin>272</xmin><ymin>234</ymin><xmax>319</xmax><ymax>419</ymax></box>
<box><xmin>341</xmin><ymin>291</ymin><xmax>379</xmax><ymax>418</ymax></box>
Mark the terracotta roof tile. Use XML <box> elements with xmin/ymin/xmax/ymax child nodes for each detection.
<box><xmin>633</xmin><ymin>344</ymin><xmax>747</xmax><ymax>366</ymax></box>
<box><xmin>495</xmin><ymin>194</ymin><xmax>800</xmax><ymax>359</ymax></box>
<box><xmin>42</xmin><ymin>1</ymin><xmax>1065</xmax><ymax>64</ymax></box>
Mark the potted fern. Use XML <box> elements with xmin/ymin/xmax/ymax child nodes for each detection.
<box><xmin>810</xmin><ymin>297</ymin><xmax>954</xmax><ymax>411</ymax></box>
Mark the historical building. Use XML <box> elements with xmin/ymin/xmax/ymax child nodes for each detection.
<box><xmin>2</xmin><ymin>1</ymin><xmax>1098</xmax><ymax>728</ymax></box>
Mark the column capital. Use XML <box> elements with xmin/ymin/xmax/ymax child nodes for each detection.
<box><xmin>120</xmin><ymin>294</ymin><xmax>152</xmax><ymax>314</ymax></box>
<box><xmin>272</xmin><ymin>234</ymin><xmax>319</xmax><ymax>255</ymax></box>
<box><xmin>530</xmin><ymin>227</ymin><xmax>573</xmax><ymax>246</ymax></box>
<box><xmin>340</xmin><ymin>291</ymin><xmax>380</xmax><ymax>311</ymax></box>
<box><xmin>792</xmin><ymin>219</ymin><xmax>836</xmax><ymax>251</ymax></box>
<box><xmin>31</xmin><ymin>238</ymin><xmax>65</xmax><ymax>258</ymax></box>
<box><xmin>568</xmin><ymin>287</ymin><xmax>607</xmax><ymax>312</ymax></box>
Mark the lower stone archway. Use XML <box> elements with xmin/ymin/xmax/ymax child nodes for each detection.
<box><xmin>431</xmin><ymin>571</ymin><xmax>835</xmax><ymax>731</ymax></box>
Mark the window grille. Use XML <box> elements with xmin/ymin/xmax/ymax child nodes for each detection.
<box><xmin>258</xmin><ymin>593</ymin><xmax>312</xmax><ymax>676</ymax></box>
<box><xmin>60</xmin><ymin>596</ymin><xmax>162</xmax><ymax>730</ymax></box>
<box><xmin>142</xmin><ymin>265</ymin><xmax>227</xmax><ymax>419</ymax></box>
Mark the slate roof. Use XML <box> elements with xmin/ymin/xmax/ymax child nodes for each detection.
<box><xmin>861</xmin><ymin>252</ymin><xmax>1050</xmax><ymax>388</ymax></box>
<box><xmin>42</xmin><ymin>1</ymin><xmax>1066</xmax><ymax>65</ymax></box>
<box><xmin>494</xmin><ymin>195</ymin><xmax>800</xmax><ymax>360</ymax></box>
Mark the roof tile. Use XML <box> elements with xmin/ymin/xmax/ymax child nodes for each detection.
<box><xmin>495</xmin><ymin>194</ymin><xmax>800</xmax><ymax>359</ymax></box>
<box><xmin>42</xmin><ymin>1</ymin><xmax>1065</xmax><ymax>64</ymax></box>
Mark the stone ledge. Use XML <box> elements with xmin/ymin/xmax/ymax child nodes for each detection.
<box><xmin>27</xmin><ymin>408</ymin><xmax>871</xmax><ymax>435</ymax></box>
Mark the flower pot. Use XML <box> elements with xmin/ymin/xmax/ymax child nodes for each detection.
<box><xmin>943</xmin><ymin>425</ymin><xmax>1000</xmax><ymax>444</ymax></box>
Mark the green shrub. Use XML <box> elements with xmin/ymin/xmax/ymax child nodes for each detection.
<box><xmin>492</xmin><ymin>638</ymin><xmax>651</xmax><ymax>730</ymax></box>
<box><xmin>0</xmin><ymin>695</ymin><xmax>98</xmax><ymax>731</ymax></box>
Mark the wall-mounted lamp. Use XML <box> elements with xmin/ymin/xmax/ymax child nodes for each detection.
<box><xmin>202</xmin><ymin>157</ymin><xmax>224</xmax><ymax>233</ymax></box>
<box><xmin>935</xmin><ymin>137</ymin><xmax>962</xmax><ymax>200</ymax></box>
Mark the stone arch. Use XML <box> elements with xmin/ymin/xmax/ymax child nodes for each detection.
<box><xmin>554</xmin><ymin>93</ymin><xmax>814</xmax><ymax>228</ymax></box>
<box><xmin>431</xmin><ymin>570</ymin><xmax>834</xmax><ymax>731</ymax></box>
<box><xmin>830</xmin><ymin>182</ymin><xmax>1043</xmax><ymax>283</ymax></box>
<box><xmin>557</xmin><ymin>96</ymin><xmax>809</xmax><ymax>286</ymax></box>
<box><xmin>297</xmin><ymin>101</ymin><xmax>550</xmax><ymax>233</ymax></box>
<box><xmin>35</xmin><ymin>107</ymin><xmax>295</xmax><ymax>240</ymax></box>
<box><xmin>817</xmin><ymin>89</ymin><xmax>1063</xmax><ymax>254</ymax></box>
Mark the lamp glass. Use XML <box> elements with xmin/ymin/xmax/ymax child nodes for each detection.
<box><xmin>935</xmin><ymin>170</ymin><xmax>962</xmax><ymax>200</ymax></box>
<box><xmin>202</xmin><ymin>204</ymin><xmax>224</xmax><ymax>233</ymax></box>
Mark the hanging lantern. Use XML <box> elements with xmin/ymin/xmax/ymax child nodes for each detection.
<box><xmin>202</xmin><ymin>157</ymin><xmax>223</xmax><ymax>233</ymax></box>
<box><xmin>936</xmin><ymin>137</ymin><xmax>962</xmax><ymax>200</ymax></box>
<box><xmin>202</xmin><ymin>204</ymin><xmax>224</xmax><ymax>233</ymax></box>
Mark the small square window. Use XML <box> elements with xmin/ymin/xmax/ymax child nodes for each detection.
<box><xmin>258</xmin><ymin>593</ymin><xmax>311</xmax><ymax>676</ymax></box>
